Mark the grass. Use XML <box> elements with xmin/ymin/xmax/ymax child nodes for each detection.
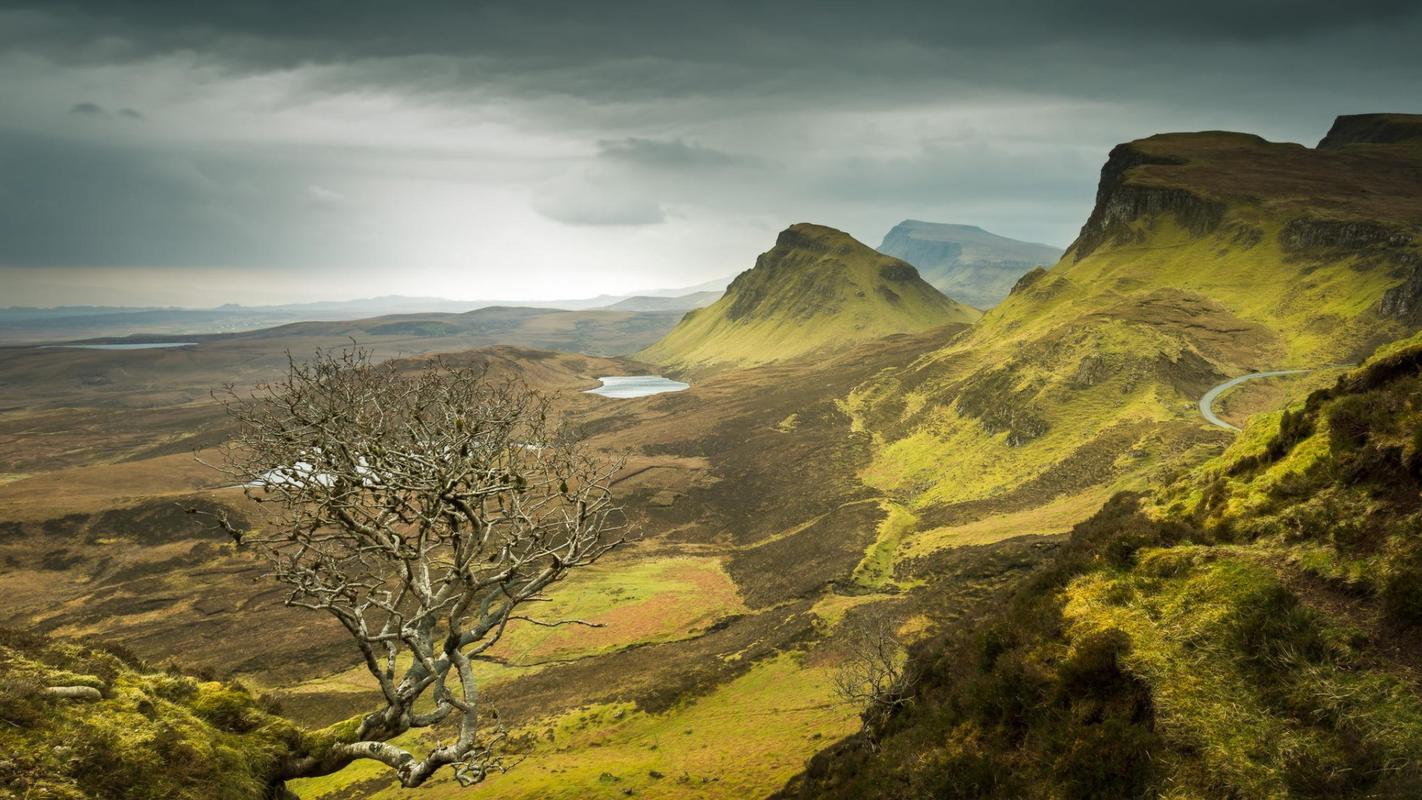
<box><xmin>850</xmin><ymin>501</ymin><xmax>919</xmax><ymax>589</ymax></box>
<box><xmin>292</xmin><ymin>651</ymin><xmax>857</xmax><ymax>800</ymax></box>
<box><xmin>1066</xmin><ymin>548</ymin><xmax>1422</xmax><ymax>798</ymax></box>
<box><xmin>487</xmin><ymin>556</ymin><xmax>747</xmax><ymax>665</ymax></box>
<box><xmin>0</xmin><ymin>630</ymin><xmax>297</xmax><ymax>800</ymax></box>
<box><xmin>783</xmin><ymin>330</ymin><xmax>1422</xmax><ymax>799</ymax></box>
<box><xmin>266</xmin><ymin>554</ymin><xmax>746</xmax><ymax>722</ymax></box>
<box><xmin>899</xmin><ymin>486</ymin><xmax>1114</xmax><ymax>557</ymax></box>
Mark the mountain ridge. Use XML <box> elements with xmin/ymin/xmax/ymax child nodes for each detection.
<box><xmin>639</xmin><ymin>223</ymin><xmax>979</xmax><ymax>374</ymax></box>
<box><xmin>845</xmin><ymin>113</ymin><xmax>1422</xmax><ymax>548</ymax></box>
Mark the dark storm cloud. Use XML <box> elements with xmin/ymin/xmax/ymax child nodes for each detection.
<box><xmin>0</xmin><ymin>130</ymin><xmax>377</xmax><ymax>269</ymax></box>
<box><xmin>1</xmin><ymin>0</ymin><xmax>1419</xmax><ymax>301</ymax></box>
<box><xmin>65</xmin><ymin>101</ymin><xmax>143</xmax><ymax>120</ymax></box>
<box><xmin>597</xmin><ymin>138</ymin><xmax>750</xmax><ymax>170</ymax></box>
<box><xmin>5</xmin><ymin>1</ymin><xmax>1420</xmax><ymax>101</ymax></box>
<box><xmin>7</xmin><ymin>1</ymin><xmax>1419</xmax><ymax>56</ymax></box>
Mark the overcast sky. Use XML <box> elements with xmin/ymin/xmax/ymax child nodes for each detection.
<box><xmin>1</xmin><ymin>1</ymin><xmax>1420</xmax><ymax>306</ymax></box>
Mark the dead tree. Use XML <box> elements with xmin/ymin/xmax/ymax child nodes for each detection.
<box><xmin>831</xmin><ymin>618</ymin><xmax>916</xmax><ymax>739</ymax></box>
<box><xmin>199</xmin><ymin>348</ymin><xmax>623</xmax><ymax>788</ymax></box>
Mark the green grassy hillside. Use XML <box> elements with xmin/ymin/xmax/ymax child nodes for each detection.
<box><xmin>7</xmin><ymin>115</ymin><xmax>1422</xmax><ymax>800</ymax></box>
<box><xmin>639</xmin><ymin>223</ymin><xmax>979</xmax><ymax>374</ymax></box>
<box><xmin>846</xmin><ymin>117</ymin><xmax>1422</xmax><ymax>540</ymax></box>
<box><xmin>779</xmin><ymin>330</ymin><xmax>1422</xmax><ymax>800</ymax></box>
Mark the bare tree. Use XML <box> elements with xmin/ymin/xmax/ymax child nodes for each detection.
<box><xmin>832</xmin><ymin>618</ymin><xmax>915</xmax><ymax>737</ymax></box>
<box><xmin>196</xmin><ymin>348</ymin><xmax>624</xmax><ymax>788</ymax></box>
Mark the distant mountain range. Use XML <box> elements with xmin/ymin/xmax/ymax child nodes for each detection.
<box><xmin>877</xmin><ymin>221</ymin><xmax>1063</xmax><ymax>308</ymax></box>
<box><xmin>0</xmin><ymin>281</ymin><xmax>730</xmax><ymax>345</ymax></box>
<box><xmin>602</xmin><ymin>291</ymin><xmax>723</xmax><ymax>312</ymax></box>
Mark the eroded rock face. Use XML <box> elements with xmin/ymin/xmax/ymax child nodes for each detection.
<box><xmin>1071</xmin><ymin>144</ymin><xmax>1225</xmax><ymax>260</ymax></box>
<box><xmin>1009</xmin><ymin>266</ymin><xmax>1048</xmax><ymax>296</ymax></box>
<box><xmin>1380</xmin><ymin>256</ymin><xmax>1422</xmax><ymax>323</ymax></box>
<box><xmin>1317</xmin><ymin>113</ymin><xmax>1422</xmax><ymax>149</ymax></box>
<box><xmin>1279</xmin><ymin>218</ymin><xmax>1422</xmax><ymax>323</ymax></box>
<box><xmin>1280</xmin><ymin>219</ymin><xmax>1414</xmax><ymax>251</ymax></box>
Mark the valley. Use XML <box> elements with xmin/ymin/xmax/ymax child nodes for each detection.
<box><xmin>3</xmin><ymin>113</ymin><xmax>1421</xmax><ymax>800</ymax></box>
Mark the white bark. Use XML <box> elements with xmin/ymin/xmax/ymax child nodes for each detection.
<box><xmin>196</xmin><ymin>348</ymin><xmax>624</xmax><ymax>787</ymax></box>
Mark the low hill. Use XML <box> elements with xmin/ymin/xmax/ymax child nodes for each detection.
<box><xmin>639</xmin><ymin>223</ymin><xmax>979</xmax><ymax>374</ymax></box>
<box><xmin>207</xmin><ymin>305</ymin><xmax>679</xmax><ymax>355</ymax></box>
<box><xmin>877</xmin><ymin>221</ymin><xmax>1064</xmax><ymax>308</ymax></box>
<box><xmin>779</xmin><ymin>331</ymin><xmax>1422</xmax><ymax>800</ymax></box>
<box><xmin>602</xmin><ymin>291</ymin><xmax>722</xmax><ymax>312</ymax></box>
<box><xmin>0</xmin><ymin>306</ymin><xmax>681</xmax><ymax>411</ymax></box>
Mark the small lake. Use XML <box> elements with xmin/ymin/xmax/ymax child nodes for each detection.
<box><xmin>584</xmin><ymin>375</ymin><xmax>690</xmax><ymax>398</ymax></box>
<box><xmin>44</xmin><ymin>342</ymin><xmax>199</xmax><ymax>350</ymax></box>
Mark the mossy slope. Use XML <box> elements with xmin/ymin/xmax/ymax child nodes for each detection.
<box><xmin>849</xmin><ymin>116</ymin><xmax>1422</xmax><ymax>529</ymax></box>
<box><xmin>639</xmin><ymin>223</ymin><xmax>979</xmax><ymax>375</ymax></box>
<box><xmin>778</xmin><ymin>332</ymin><xmax>1422</xmax><ymax>799</ymax></box>
<box><xmin>0</xmin><ymin>629</ymin><xmax>300</xmax><ymax>799</ymax></box>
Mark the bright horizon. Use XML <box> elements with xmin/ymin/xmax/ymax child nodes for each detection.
<box><xmin>2</xmin><ymin>1</ymin><xmax>1420</xmax><ymax>306</ymax></box>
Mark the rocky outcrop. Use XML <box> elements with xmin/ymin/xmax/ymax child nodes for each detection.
<box><xmin>1380</xmin><ymin>257</ymin><xmax>1422</xmax><ymax>323</ymax></box>
<box><xmin>43</xmin><ymin>685</ymin><xmax>102</xmax><ymax>701</ymax></box>
<box><xmin>1279</xmin><ymin>218</ymin><xmax>1422</xmax><ymax>323</ymax></box>
<box><xmin>955</xmin><ymin>367</ymin><xmax>1049</xmax><ymax>446</ymax></box>
<box><xmin>1009</xmin><ymin>266</ymin><xmax>1048</xmax><ymax>296</ymax></box>
<box><xmin>1070</xmin><ymin>144</ymin><xmax>1225</xmax><ymax>260</ymax></box>
<box><xmin>1279</xmin><ymin>219</ymin><xmax>1414</xmax><ymax>251</ymax></box>
<box><xmin>1317</xmin><ymin>113</ymin><xmax>1422</xmax><ymax>149</ymax></box>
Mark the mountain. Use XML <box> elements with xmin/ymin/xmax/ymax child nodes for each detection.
<box><xmin>639</xmin><ymin>223</ymin><xmax>980</xmax><ymax>374</ymax></box>
<box><xmin>877</xmin><ymin>221</ymin><xmax>1064</xmax><ymax>308</ymax></box>
<box><xmin>776</xmin><ymin>111</ymin><xmax>1422</xmax><ymax>798</ymax></box>
<box><xmin>8</xmin><ymin>114</ymin><xmax>1422</xmax><ymax>800</ymax></box>
<box><xmin>845</xmin><ymin>114</ymin><xmax>1422</xmax><ymax>529</ymax></box>
<box><xmin>601</xmin><ymin>290</ymin><xmax>722</xmax><ymax>312</ymax></box>
<box><xmin>779</xmin><ymin>329</ymin><xmax>1422</xmax><ymax>800</ymax></box>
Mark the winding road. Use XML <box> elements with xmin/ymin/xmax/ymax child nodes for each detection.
<box><xmin>1198</xmin><ymin>370</ymin><xmax>1311</xmax><ymax>432</ymax></box>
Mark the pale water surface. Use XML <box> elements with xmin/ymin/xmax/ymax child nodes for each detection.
<box><xmin>45</xmin><ymin>342</ymin><xmax>199</xmax><ymax>350</ymax></box>
<box><xmin>583</xmin><ymin>375</ymin><xmax>689</xmax><ymax>398</ymax></box>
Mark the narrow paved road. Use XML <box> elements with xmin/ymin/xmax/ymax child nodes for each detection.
<box><xmin>1198</xmin><ymin>369</ymin><xmax>1311</xmax><ymax>432</ymax></box>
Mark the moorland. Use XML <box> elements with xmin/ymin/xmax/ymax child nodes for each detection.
<box><xmin>3</xmin><ymin>112</ymin><xmax>1422</xmax><ymax>800</ymax></box>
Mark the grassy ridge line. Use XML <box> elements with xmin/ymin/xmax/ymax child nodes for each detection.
<box><xmin>843</xmin><ymin>128</ymin><xmax>1422</xmax><ymax>579</ymax></box>
<box><xmin>640</xmin><ymin>223</ymin><xmax>978</xmax><ymax>374</ymax></box>
<box><xmin>853</xmin><ymin>215</ymin><xmax>1410</xmax><ymax>514</ymax></box>
<box><xmin>777</xmin><ymin>331</ymin><xmax>1422</xmax><ymax>799</ymax></box>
